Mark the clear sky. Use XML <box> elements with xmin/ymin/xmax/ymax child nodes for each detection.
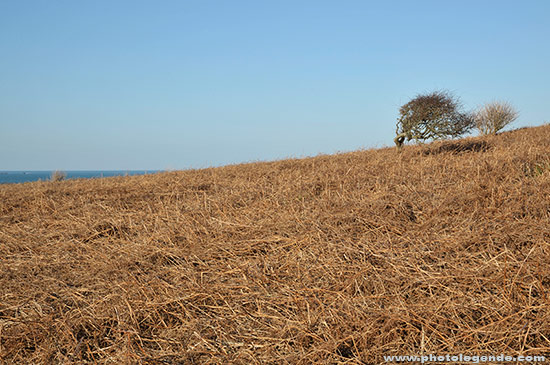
<box><xmin>1</xmin><ymin>0</ymin><xmax>549</xmax><ymax>170</ymax></box>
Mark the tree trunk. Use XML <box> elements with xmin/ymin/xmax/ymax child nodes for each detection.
<box><xmin>394</xmin><ymin>133</ymin><xmax>407</xmax><ymax>152</ymax></box>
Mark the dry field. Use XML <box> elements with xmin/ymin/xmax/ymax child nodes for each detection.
<box><xmin>1</xmin><ymin>125</ymin><xmax>550</xmax><ymax>364</ymax></box>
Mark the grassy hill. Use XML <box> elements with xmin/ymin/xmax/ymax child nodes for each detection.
<box><xmin>1</xmin><ymin>125</ymin><xmax>550</xmax><ymax>363</ymax></box>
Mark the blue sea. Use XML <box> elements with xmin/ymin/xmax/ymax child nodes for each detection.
<box><xmin>0</xmin><ymin>170</ymin><xmax>160</xmax><ymax>184</ymax></box>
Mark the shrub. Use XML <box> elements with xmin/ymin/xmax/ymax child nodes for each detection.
<box><xmin>50</xmin><ymin>170</ymin><xmax>67</xmax><ymax>182</ymax></box>
<box><xmin>475</xmin><ymin>101</ymin><xmax>518</xmax><ymax>135</ymax></box>
<box><xmin>394</xmin><ymin>90</ymin><xmax>474</xmax><ymax>151</ymax></box>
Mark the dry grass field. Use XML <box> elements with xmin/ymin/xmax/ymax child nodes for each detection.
<box><xmin>1</xmin><ymin>125</ymin><xmax>550</xmax><ymax>364</ymax></box>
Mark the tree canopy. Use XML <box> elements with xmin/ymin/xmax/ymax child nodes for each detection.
<box><xmin>395</xmin><ymin>91</ymin><xmax>474</xmax><ymax>151</ymax></box>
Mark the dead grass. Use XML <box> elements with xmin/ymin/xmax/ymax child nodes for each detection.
<box><xmin>1</xmin><ymin>126</ymin><xmax>550</xmax><ymax>364</ymax></box>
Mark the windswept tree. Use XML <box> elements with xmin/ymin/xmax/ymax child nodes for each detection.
<box><xmin>475</xmin><ymin>101</ymin><xmax>518</xmax><ymax>135</ymax></box>
<box><xmin>394</xmin><ymin>91</ymin><xmax>475</xmax><ymax>151</ymax></box>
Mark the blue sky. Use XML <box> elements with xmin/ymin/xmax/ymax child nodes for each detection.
<box><xmin>1</xmin><ymin>0</ymin><xmax>548</xmax><ymax>170</ymax></box>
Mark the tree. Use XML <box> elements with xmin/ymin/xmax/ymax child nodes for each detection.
<box><xmin>50</xmin><ymin>170</ymin><xmax>67</xmax><ymax>182</ymax></box>
<box><xmin>475</xmin><ymin>101</ymin><xmax>518</xmax><ymax>135</ymax></box>
<box><xmin>394</xmin><ymin>91</ymin><xmax>475</xmax><ymax>151</ymax></box>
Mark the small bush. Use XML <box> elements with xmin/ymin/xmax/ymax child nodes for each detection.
<box><xmin>50</xmin><ymin>170</ymin><xmax>67</xmax><ymax>182</ymax></box>
<box><xmin>475</xmin><ymin>101</ymin><xmax>518</xmax><ymax>135</ymax></box>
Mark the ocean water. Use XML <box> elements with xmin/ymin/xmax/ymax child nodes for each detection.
<box><xmin>0</xmin><ymin>171</ymin><xmax>160</xmax><ymax>184</ymax></box>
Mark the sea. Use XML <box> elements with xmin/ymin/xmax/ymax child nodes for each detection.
<box><xmin>0</xmin><ymin>170</ymin><xmax>160</xmax><ymax>184</ymax></box>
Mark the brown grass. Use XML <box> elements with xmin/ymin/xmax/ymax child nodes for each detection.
<box><xmin>1</xmin><ymin>125</ymin><xmax>550</xmax><ymax>364</ymax></box>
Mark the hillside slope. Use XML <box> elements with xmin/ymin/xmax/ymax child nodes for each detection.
<box><xmin>1</xmin><ymin>126</ymin><xmax>550</xmax><ymax>363</ymax></box>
